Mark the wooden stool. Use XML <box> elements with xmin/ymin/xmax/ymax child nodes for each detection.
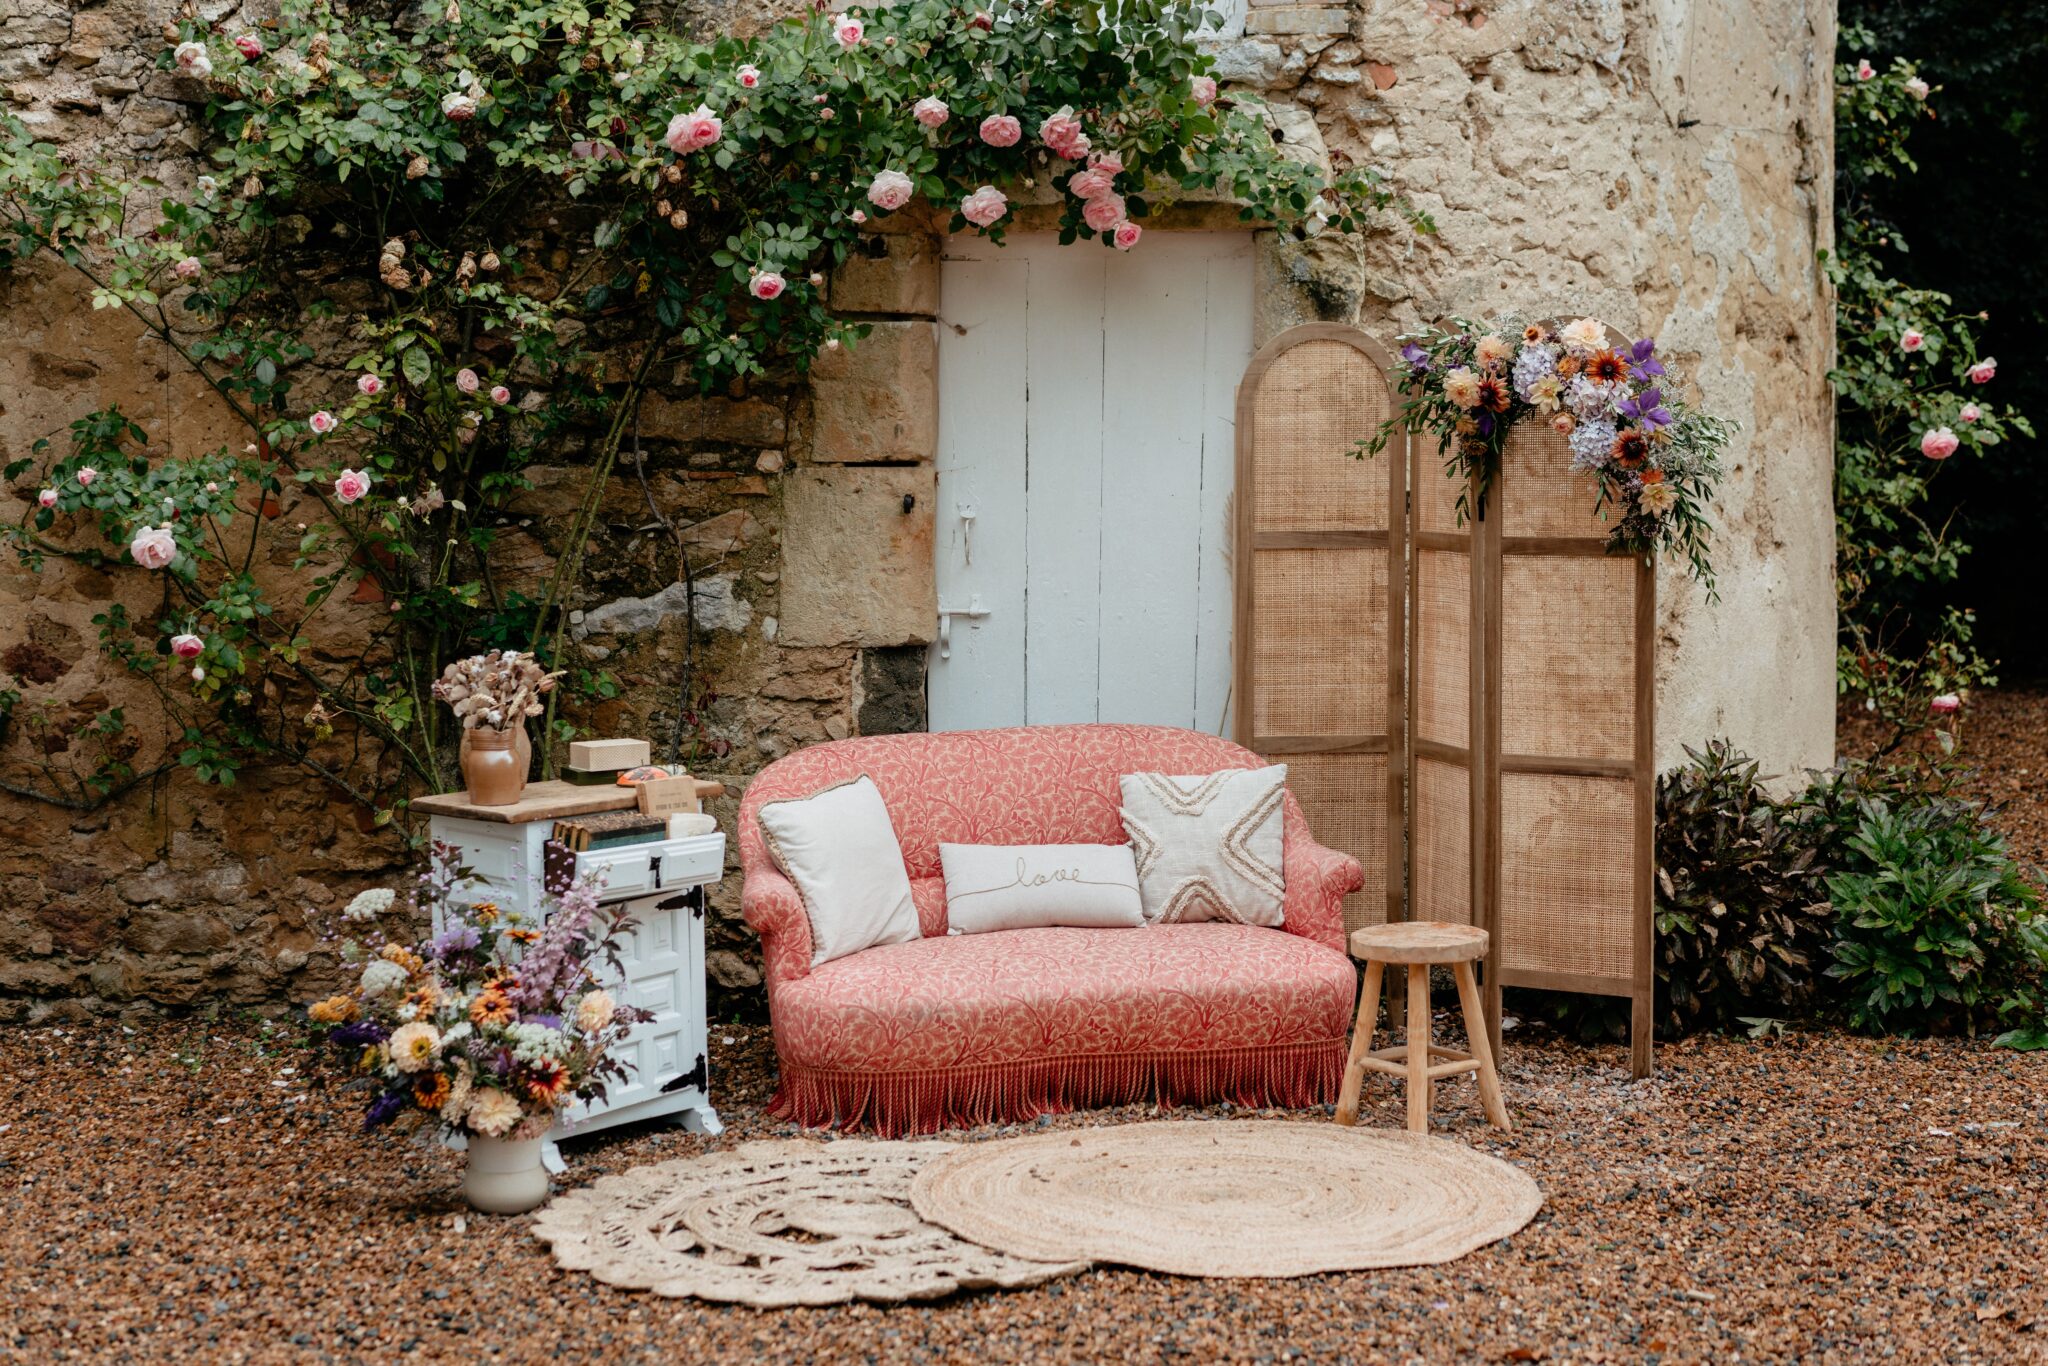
<box><xmin>1334</xmin><ymin>921</ymin><xmax>1511</xmax><ymax>1133</ymax></box>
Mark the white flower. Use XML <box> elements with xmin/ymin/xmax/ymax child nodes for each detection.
<box><xmin>174</xmin><ymin>42</ymin><xmax>213</xmax><ymax>80</ymax></box>
<box><xmin>465</xmin><ymin>1087</ymin><xmax>523</xmax><ymax>1136</ymax></box>
<box><xmin>359</xmin><ymin>959</ymin><xmax>408</xmax><ymax>999</ymax></box>
<box><xmin>1558</xmin><ymin>317</ymin><xmax>1606</xmax><ymax>354</ymax></box>
<box><xmin>441</xmin><ymin>1061</ymin><xmax>474</xmax><ymax>1122</ymax></box>
<box><xmin>507</xmin><ymin>1022</ymin><xmax>569</xmax><ymax>1064</ymax></box>
<box><xmin>574</xmin><ymin>990</ymin><xmax>615</xmax><ymax>1034</ymax></box>
<box><xmin>441</xmin><ymin>90</ymin><xmax>478</xmax><ymax>120</ymax></box>
<box><xmin>1904</xmin><ymin>76</ymin><xmax>1929</xmax><ymax>101</ymax></box>
<box><xmin>389</xmin><ymin>1022</ymin><xmax>443</xmax><ymax>1073</ymax></box>
<box><xmin>343</xmin><ymin>888</ymin><xmax>396</xmax><ymax>922</ymax></box>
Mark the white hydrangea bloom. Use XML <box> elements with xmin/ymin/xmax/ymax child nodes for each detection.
<box><xmin>343</xmin><ymin>888</ymin><xmax>396</xmax><ymax>922</ymax></box>
<box><xmin>507</xmin><ymin>1022</ymin><xmax>569</xmax><ymax>1064</ymax></box>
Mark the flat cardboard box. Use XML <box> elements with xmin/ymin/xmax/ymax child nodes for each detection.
<box><xmin>567</xmin><ymin>738</ymin><xmax>651</xmax><ymax>770</ymax></box>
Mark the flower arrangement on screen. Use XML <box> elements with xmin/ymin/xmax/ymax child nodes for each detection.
<box><xmin>1359</xmin><ymin>317</ymin><xmax>1733</xmax><ymax>588</ymax></box>
<box><xmin>305</xmin><ymin>845</ymin><xmax>648</xmax><ymax>1138</ymax></box>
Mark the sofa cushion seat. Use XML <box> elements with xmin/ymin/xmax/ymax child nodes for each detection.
<box><xmin>772</xmin><ymin>923</ymin><xmax>1356</xmax><ymax>1075</ymax></box>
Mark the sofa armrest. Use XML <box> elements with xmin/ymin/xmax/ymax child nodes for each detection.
<box><xmin>1281</xmin><ymin>799</ymin><xmax>1363</xmax><ymax>955</ymax></box>
<box><xmin>741</xmin><ymin>864</ymin><xmax>814</xmax><ymax>983</ymax></box>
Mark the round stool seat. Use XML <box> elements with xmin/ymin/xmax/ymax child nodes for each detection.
<box><xmin>1349</xmin><ymin>920</ymin><xmax>1488</xmax><ymax>965</ymax></box>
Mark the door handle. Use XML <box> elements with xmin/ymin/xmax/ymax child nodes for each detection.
<box><xmin>935</xmin><ymin>595</ymin><xmax>990</xmax><ymax>660</ymax></box>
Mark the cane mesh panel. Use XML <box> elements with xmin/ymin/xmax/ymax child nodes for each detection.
<box><xmin>1500</xmin><ymin>555</ymin><xmax>1635</xmax><ymax>762</ymax></box>
<box><xmin>1498</xmin><ymin>771</ymin><xmax>1635</xmax><ymax>985</ymax></box>
<box><xmin>1498</xmin><ymin>424</ymin><xmax>1617</xmax><ymax>540</ymax></box>
<box><xmin>1287</xmin><ymin>752</ymin><xmax>1389</xmax><ymax>933</ymax></box>
<box><xmin>1413</xmin><ymin>442</ymin><xmax>1468</xmax><ymax>535</ymax></box>
<box><xmin>1250</xmin><ymin>341</ymin><xmax>1391</xmax><ymax>533</ymax></box>
<box><xmin>1409</xmin><ymin>755</ymin><xmax>1471</xmax><ymax>926</ymax></box>
<box><xmin>1414</xmin><ymin>548</ymin><xmax>1469</xmax><ymax>750</ymax></box>
<box><xmin>1250</xmin><ymin>549</ymin><xmax>1386</xmax><ymax>739</ymax></box>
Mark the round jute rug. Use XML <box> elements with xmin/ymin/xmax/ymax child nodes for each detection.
<box><xmin>909</xmin><ymin>1120</ymin><xmax>1542</xmax><ymax>1278</ymax></box>
<box><xmin>532</xmin><ymin>1139</ymin><xmax>1087</xmax><ymax>1307</ymax></box>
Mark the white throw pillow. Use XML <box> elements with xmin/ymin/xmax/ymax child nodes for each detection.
<box><xmin>756</xmin><ymin>775</ymin><xmax>920</xmax><ymax>966</ymax></box>
<box><xmin>939</xmin><ymin>843</ymin><xmax>1145</xmax><ymax>935</ymax></box>
<box><xmin>1118</xmin><ymin>766</ymin><xmax>1289</xmax><ymax>927</ymax></box>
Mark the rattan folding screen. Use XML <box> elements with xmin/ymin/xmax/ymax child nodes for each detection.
<box><xmin>1232</xmin><ymin>324</ymin><xmax>1406</xmax><ymax>936</ymax></box>
<box><xmin>1237</xmin><ymin>321</ymin><xmax>1656</xmax><ymax>1077</ymax></box>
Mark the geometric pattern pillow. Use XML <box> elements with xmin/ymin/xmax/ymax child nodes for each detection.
<box><xmin>1118</xmin><ymin>765</ymin><xmax>1288</xmax><ymax>927</ymax></box>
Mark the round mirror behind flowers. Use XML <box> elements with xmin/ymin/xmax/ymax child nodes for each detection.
<box><xmin>305</xmin><ymin>844</ymin><xmax>649</xmax><ymax>1212</ymax></box>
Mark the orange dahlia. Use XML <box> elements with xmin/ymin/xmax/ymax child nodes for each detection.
<box><xmin>1475</xmin><ymin>376</ymin><xmax>1512</xmax><ymax>412</ymax></box>
<box><xmin>308</xmin><ymin>994</ymin><xmax>359</xmax><ymax>1025</ymax></box>
<box><xmin>1611</xmin><ymin>429</ymin><xmax>1651</xmax><ymax>469</ymax></box>
<box><xmin>414</xmin><ymin>1071</ymin><xmax>451</xmax><ymax>1110</ymax></box>
<box><xmin>379</xmin><ymin>944</ymin><xmax>425</xmax><ymax>976</ymax></box>
<box><xmin>469</xmin><ymin>988</ymin><xmax>515</xmax><ymax>1028</ymax></box>
<box><xmin>523</xmin><ymin>1059</ymin><xmax>569</xmax><ymax>1105</ymax></box>
<box><xmin>1586</xmin><ymin>349</ymin><xmax>1630</xmax><ymax>384</ymax></box>
<box><xmin>1639</xmin><ymin>467</ymin><xmax>1667</xmax><ymax>484</ymax></box>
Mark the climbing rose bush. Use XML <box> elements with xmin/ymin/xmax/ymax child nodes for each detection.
<box><xmin>0</xmin><ymin>0</ymin><xmax>1415</xmax><ymax>816</ymax></box>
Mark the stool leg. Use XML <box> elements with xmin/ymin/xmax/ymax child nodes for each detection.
<box><xmin>1453</xmin><ymin>961</ymin><xmax>1512</xmax><ymax>1131</ymax></box>
<box><xmin>1334</xmin><ymin>959</ymin><xmax>1383</xmax><ymax>1126</ymax></box>
<box><xmin>1405</xmin><ymin>964</ymin><xmax>1431</xmax><ymax>1134</ymax></box>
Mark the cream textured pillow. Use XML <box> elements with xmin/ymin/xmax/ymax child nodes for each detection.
<box><xmin>756</xmin><ymin>775</ymin><xmax>920</xmax><ymax>967</ymax></box>
<box><xmin>939</xmin><ymin>843</ymin><xmax>1145</xmax><ymax>935</ymax></box>
<box><xmin>1118</xmin><ymin>766</ymin><xmax>1289</xmax><ymax>927</ymax></box>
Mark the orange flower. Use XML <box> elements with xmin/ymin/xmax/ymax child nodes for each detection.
<box><xmin>1474</xmin><ymin>376</ymin><xmax>1511</xmax><ymax>413</ymax></box>
<box><xmin>505</xmin><ymin>928</ymin><xmax>540</xmax><ymax>945</ymax></box>
<box><xmin>523</xmin><ymin>1059</ymin><xmax>569</xmax><ymax>1105</ymax></box>
<box><xmin>308</xmin><ymin>994</ymin><xmax>359</xmax><ymax>1025</ymax></box>
<box><xmin>469</xmin><ymin>988</ymin><xmax>514</xmax><ymax>1027</ymax></box>
<box><xmin>402</xmin><ymin>985</ymin><xmax>441</xmax><ymax>1017</ymax></box>
<box><xmin>1556</xmin><ymin>355</ymin><xmax>1581</xmax><ymax>379</ymax></box>
<box><xmin>1522</xmin><ymin>324</ymin><xmax>1548</xmax><ymax>343</ymax></box>
<box><xmin>379</xmin><ymin>944</ymin><xmax>425</xmax><ymax>976</ymax></box>
<box><xmin>471</xmin><ymin>901</ymin><xmax>501</xmax><ymax>924</ymax></box>
<box><xmin>414</xmin><ymin>1071</ymin><xmax>451</xmax><ymax>1110</ymax></box>
<box><xmin>1585</xmin><ymin>349</ymin><xmax>1629</xmax><ymax>384</ymax></box>
<box><xmin>1611</xmin><ymin>429</ymin><xmax>1651</xmax><ymax>469</ymax></box>
<box><xmin>1639</xmin><ymin>467</ymin><xmax>1666</xmax><ymax>484</ymax></box>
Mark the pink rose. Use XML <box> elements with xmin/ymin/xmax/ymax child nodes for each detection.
<box><xmin>1068</xmin><ymin>167</ymin><xmax>1115</xmax><ymax>200</ymax></box>
<box><xmin>357</xmin><ymin>373</ymin><xmax>383</xmax><ymax>397</ymax></box>
<box><xmin>969</xmin><ymin>10</ymin><xmax>992</xmax><ymax>30</ymax></box>
<box><xmin>664</xmin><ymin>104</ymin><xmax>723</xmax><ymax>154</ymax></box>
<box><xmin>850</xmin><ymin>209</ymin><xmax>867</xmax><ymax>224</ymax></box>
<box><xmin>1550</xmin><ymin>412</ymin><xmax>1575</xmax><ymax>436</ymax></box>
<box><xmin>979</xmin><ymin>114</ymin><xmax>1021</xmax><ymax>147</ymax></box>
<box><xmin>1039</xmin><ymin>107</ymin><xmax>1088</xmax><ymax>160</ymax></box>
<box><xmin>959</xmin><ymin>185</ymin><xmax>1008</xmax><ymax>229</ymax></box>
<box><xmin>1113</xmin><ymin>221</ymin><xmax>1142</xmax><ymax>251</ymax></box>
<box><xmin>913</xmin><ymin>96</ymin><xmax>949</xmax><ymax>129</ymax></box>
<box><xmin>489</xmin><ymin>384</ymin><xmax>511</xmax><ymax>404</ymax></box>
<box><xmin>129</xmin><ymin>524</ymin><xmax>178</xmax><ymax>570</ymax></box>
<box><xmin>1968</xmin><ymin>357</ymin><xmax>1996</xmax><ymax>384</ymax></box>
<box><xmin>1960</xmin><ymin>403</ymin><xmax>1981</xmax><ymax>423</ymax></box>
<box><xmin>750</xmin><ymin>271</ymin><xmax>787</xmax><ymax>300</ymax></box>
<box><xmin>308</xmin><ymin>410</ymin><xmax>338</xmax><ymax>435</ymax></box>
<box><xmin>832</xmin><ymin>13</ymin><xmax>864</xmax><ymax>48</ymax></box>
<box><xmin>1855</xmin><ymin>58</ymin><xmax>1874</xmax><ymax>81</ymax></box>
<box><xmin>234</xmin><ymin>33</ymin><xmax>263</xmax><ymax>59</ymax></box>
<box><xmin>36</xmin><ymin>488</ymin><xmax>57</xmax><ymax>508</ymax></box>
<box><xmin>1900</xmin><ymin>328</ymin><xmax>1924</xmax><ymax>352</ymax></box>
<box><xmin>334</xmin><ymin>468</ymin><xmax>373</xmax><ymax>503</ymax></box>
<box><xmin>1930</xmin><ymin>693</ymin><xmax>1961</xmax><ymax>714</ymax></box>
<box><xmin>737</xmin><ymin>64</ymin><xmax>760</xmax><ymax>88</ymax></box>
<box><xmin>1904</xmin><ymin>76</ymin><xmax>1929</xmax><ymax>101</ymax></box>
<box><xmin>205</xmin><ymin>481</ymin><xmax>219</xmax><ymax>493</ymax></box>
<box><xmin>1081</xmin><ymin>192</ymin><xmax>1127</xmax><ymax>233</ymax></box>
<box><xmin>1919</xmin><ymin>426</ymin><xmax>1959</xmax><ymax>460</ymax></box>
<box><xmin>173</xmin><ymin>256</ymin><xmax>202</xmax><ymax>281</ymax></box>
<box><xmin>190</xmin><ymin>665</ymin><xmax>205</xmax><ymax>683</ymax></box>
<box><xmin>866</xmin><ymin>169</ymin><xmax>914</xmax><ymax>211</ymax></box>
<box><xmin>456</xmin><ymin>368</ymin><xmax>480</xmax><ymax>394</ymax></box>
<box><xmin>170</xmin><ymin>633</ymin><xmax>204</xmax><ymax>660</ymax></box>
<box><xmin>1090</xmin><ymin>150</ymin><xmax>1124</xmax><ymax>177</ymax></box>
<box><xmin>1191</xmin><ymin>75</ymin><xmax>1218</xmax><ymax>105</ymax></box>
<box><xmin>76</xmin><ymin>467</ymin><xmax>96</xmax><ymax>486</ymax></box>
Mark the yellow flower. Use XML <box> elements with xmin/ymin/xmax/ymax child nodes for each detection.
<box><xmin>414</xmin><ymin>1072</ymin><xmax>452</xmax><ymax>1111</ymax></box>
<box><xmin>357</xmin><ymin>1044</ymin><xmax>388</xmax><ymax>1075</ymax></box>
<box><xmin>1527</xmin><ymin>375</ymin><xmax>1562</xmax><ymax>412</ymax></box>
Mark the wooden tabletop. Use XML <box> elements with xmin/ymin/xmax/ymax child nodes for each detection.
<box><xmin>413</xmin><ymin>777</ymin><xmax>726</xmax><ymax>825</ymax></box>
<box><xmin>1349</xmin><ymin>920</ymin><xmax>1490</xmax><ymax>965</ymax></box>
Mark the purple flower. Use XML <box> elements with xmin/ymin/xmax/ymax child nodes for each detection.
<box><xmin>331</xmin><ymin>1020</ymin><xmax>388</xmax><ymax>1049</ymax></box>
<box><xmin>1400</xmin><ymin>342</ymin><xmax>1430</xmax><ymax>375</ymax></box>
<box><xmin>1473</xmin><ymin>410</ymin><xmax>1495</xmax><ymax>437</ymax></box>
<box><xmin>432</xmin><ymin>923</ymin><xmax>481</xmax><ymax>959</ymax></box>
<box><xmin>1629</xmin><ymin>337</ymin><xmax>1666</xmax><ymax>380</ymax></box>
<box><xmin>528</xmin><ymin>1013</ymin><xmax>563</xmax><ymax>1031</ymax></box>
<box><xmin>363</xmin><ymin>1091</ymin><xmax>405</xmax><ymax>1129</ymax></box>
<box><xmin>1617</xmin><ymin>387</ymin><xmax>1674</xmax><ymax>429</ymax></box>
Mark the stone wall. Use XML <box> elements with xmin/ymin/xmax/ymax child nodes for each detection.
<box><xmin>0</xmin><ymin>0</ymin><xmax>1836</xmax><ymax>1019</ymax></box>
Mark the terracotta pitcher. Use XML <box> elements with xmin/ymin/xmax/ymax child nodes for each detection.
<box><xmin>461</xmin><ymin>726</ymin><xmax>526</xmax><ymax>806</ymax></box>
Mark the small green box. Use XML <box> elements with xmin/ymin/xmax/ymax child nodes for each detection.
<box><xmin>560</xmin><ymin>765</ymin><xmax>624</xmax><ymax>786</ymax></box>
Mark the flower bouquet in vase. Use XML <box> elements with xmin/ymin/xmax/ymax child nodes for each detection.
<box><xmin>432</xmin><ymin>650</ymin><xmax>560</xmax><ymax>805</ymax></box>
<box><xmin>306</xmin><ymin>845</ymin><xmax>651</xmax><ymax>1213</ymax></box>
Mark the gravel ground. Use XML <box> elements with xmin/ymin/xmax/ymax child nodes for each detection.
<box><xmin>6</xmin><ymin>688</ymin><xmax>2048</xmax><ymax>1365</ymax></box>
<box><xmin>5</xmin><ymin>1017</ymin><xmax>2045</xmax><ymax>1363</ymax></box>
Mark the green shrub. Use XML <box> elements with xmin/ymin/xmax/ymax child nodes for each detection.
<box><xmin>1821</xmin><ymin>793</ymin><xmax>2045</xmax><ymax>1036</ymax></box>
<box><xmin>1654</xmin><ymin>742</ymin><xmax>1833</xmax><ymax>1034</ymax></box>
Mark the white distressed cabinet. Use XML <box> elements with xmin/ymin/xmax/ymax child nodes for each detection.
<box><xmin>416</xmin><ymin>781</ymin><xmax>724</xmax><ymax>1145</ymax></box>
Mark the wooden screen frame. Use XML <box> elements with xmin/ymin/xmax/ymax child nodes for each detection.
<box><xmin>1232</xmin><ymin>322</ymin><xmax>1407</xmax><ymax>932</ymax></box>
<box><xmin>1465</xmin><ymin>318</ymin><xmax>1656</xmax><ymax>1077</ymax></box>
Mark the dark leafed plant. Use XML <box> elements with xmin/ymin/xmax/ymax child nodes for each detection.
<box><xmin>1654</xmin><ymin>740</ymin><xmax>1833</xmax><ymax>1034</ymax></box>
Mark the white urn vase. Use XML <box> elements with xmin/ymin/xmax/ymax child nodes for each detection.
<box><xmin>464</xmin><ymin>1135</ymin><xmax>550</xmax><ymax>1214</ymax></box>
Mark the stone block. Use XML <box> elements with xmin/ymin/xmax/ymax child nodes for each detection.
<box><xmin>858</xmin><ymin>646</ymin><xmax>928</xmax><ymax>735</ymax></box>
<box><xmin>779</xmin><ymin>466</ymin><xmax>935</xmax><ymax>647</ymax></box>
<box><xmin>808</xmin><ymin>321</ymin><xmax>937</xmax><ymax>463</ymax></box>
<box><xmin>830</xmin><ymin>233</ymin><xmax>939</xmax><ymax>316</ymax></box>
<box><xmin>639</xmin><ymin>392</ymin><xmax>787</xmax><ymax>448</ymax></box>
<box><xmin>1245</xmin><ymin>7</ymin><xmax>1355</xmax><ymax>37</ymax></box>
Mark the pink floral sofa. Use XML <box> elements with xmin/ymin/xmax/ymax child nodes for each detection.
<box><xmin>739</xmin><ymin>724</ymin><xmax>1364</xmax><ymax>1135</ymax></box>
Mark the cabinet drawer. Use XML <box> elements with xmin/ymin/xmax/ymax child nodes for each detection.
<box><xmin>580</xmin><ymin>833</ymin><xmax>724</xmax><ymax>904</ymax></box>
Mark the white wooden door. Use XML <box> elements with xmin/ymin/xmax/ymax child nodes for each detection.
<box><xmin>931</xmin><ymin>231</ymin><xmax>1254</xmax><ymax>733</ymax></box>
